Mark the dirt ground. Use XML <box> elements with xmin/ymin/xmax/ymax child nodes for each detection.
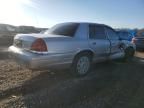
<box><xmin>0</xmin><ymin>45</ymin><xmax>144</xmax><ymax>108</ymax></box>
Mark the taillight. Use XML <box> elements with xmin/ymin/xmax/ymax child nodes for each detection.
<box><xmin>132</xmin><ymin>37</ymin><xmax>137</xmax><ymax>44</ymax></box>
<box><xmin>31</xmin><ymin>38</ymin><xmax>48</xmax><ymax>52</ymax></box>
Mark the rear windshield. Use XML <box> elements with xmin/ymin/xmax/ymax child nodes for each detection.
<box><xmin>44</xmin><ymin>23</ymin><xmax>79</xmax><ymax>37</ymax></box>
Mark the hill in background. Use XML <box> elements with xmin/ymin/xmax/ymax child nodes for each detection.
<box><xmin>0</xmin><ymin>24</ymin><xmax>47</xmax><ymax>34</ymax></box>
<box><xmin>0</xmin><ymin>24</ymin><xmax>48</xmax><ymax>46</ymax></box>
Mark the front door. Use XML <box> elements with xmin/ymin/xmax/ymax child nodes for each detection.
<box><xmin>105</xmin><ymin>27</ymin><xmax>121</xmax><ymax>55</ymax></box>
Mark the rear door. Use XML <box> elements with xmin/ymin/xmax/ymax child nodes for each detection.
<box><xmin>105</xmin><ymin>27</ymin><xmax>121</xmax><ymax>55</ymax></box>
<box><xmin>88</xmin><ymin>24</ymin><xmax>110</xmax><ymax>59</ymax></box>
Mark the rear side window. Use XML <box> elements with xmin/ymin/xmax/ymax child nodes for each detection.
<box><xmin>105</xmin><ymin>27</ymin><xmax>119</xmax><ymax>40</ymax></box>
<box><xmin>89</xmin><ymin>24</ymin><xmax>106</xmax><ymax>39</ymax></box>
<box><xmin>45</xmin><ymin>23</ymin><xmax>79</xmax><ymax>37</ymax></box>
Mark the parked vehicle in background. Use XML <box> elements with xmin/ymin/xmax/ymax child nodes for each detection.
<box><xmin>8</xmin><ymin>22</ymin><xmax>136</xmax><ymax>76</ymax></box>
<box><xmin>132</xmin><ymin>35</ymin><xmax>144</xmax><ymax>51</ymax></box>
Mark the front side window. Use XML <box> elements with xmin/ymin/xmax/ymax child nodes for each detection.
<box><xmin>44</xmin><ymin>23</ymin><xmax>79</xmax><ymax>37</ymax></box>
<box><xmin>118</xmin><ymin>32</ymin><xmax>129</xmax><ymax>40</ymax></box>
<box><xmin>89</xmin><ymin>24</ymin><xmax>106</xmax><ymax>39</ymax></box>
<box><xmin>105</xmin><ymin>27</ymin><xmax>119</xmax><ymax>40</ymax></box>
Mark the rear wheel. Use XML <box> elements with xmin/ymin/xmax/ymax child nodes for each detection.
<box><xmin>71</xmin><ymin>53</ymin><xmax>92</xmax><ymax>76</ymax></box>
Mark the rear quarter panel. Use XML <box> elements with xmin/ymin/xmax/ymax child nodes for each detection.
<box><xmin>43</xmin><ymin>23</ymin><xmax>94</xmax><ymax>62</ymax></box>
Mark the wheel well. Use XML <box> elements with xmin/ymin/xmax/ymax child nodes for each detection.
<box><xmin>126</xmin><ymin>46</ymin><xmax>134</xmax><ymax>50</ymax></box>
<box><xmin>71</xmin><ymin>50</ymin><xmax>94</xmax><ymax>67</ymax></box>
<box><xmin>129</xmin><ymin>46</ymin><xmax>134</xmax><ymax>49</ymax></box>
<box><xmin>74</xmin><ymin>50</ymin><xmax>94</xmax><ymax>60</ymax></box>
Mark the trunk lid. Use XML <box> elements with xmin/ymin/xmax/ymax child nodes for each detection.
<box><xmin>13</xmin><ymin>33</ymin><xmax>72</xmax><ymax>50</ymax></box>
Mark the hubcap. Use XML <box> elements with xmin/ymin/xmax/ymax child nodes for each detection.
<box><xmin>77</xmin><ymin>56</ymin><xmax>90</xmax><ymax>75</ymax></box>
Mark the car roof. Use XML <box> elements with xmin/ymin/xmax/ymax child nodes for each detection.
<box><xmin>59</xmin><ymin>22</ymin><xmax>110</xmax><ymax>27</ymax></box>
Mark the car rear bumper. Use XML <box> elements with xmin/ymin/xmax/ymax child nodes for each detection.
<box><xmin>8</xmin><ymin>46</ymin><xmax>72</xmax><ymax>70</ymax></box>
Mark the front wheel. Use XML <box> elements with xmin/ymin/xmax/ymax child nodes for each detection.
<box><xmin>71</xmin><ymin>54</ymin><xmax>92</xmax><ymax>76</ymax></box>
<box><xmin>123</xmin><ymin>47</ymin><xmax>135</xmax><ymax>62</ymax></box>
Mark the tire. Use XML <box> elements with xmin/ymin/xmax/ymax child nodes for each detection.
<box><xmin>123</xmin><ymin>47</ymin><xmax>135</xmax><ymax>62</ymax></box>
<box><xmin>71</xmin><ymin>53</ymin><xmax>92</xmax><ymax>76</ymax></box>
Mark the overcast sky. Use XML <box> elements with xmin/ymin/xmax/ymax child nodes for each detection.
<box><xmin>0</xmin><ymin>0</ymin><xmax>143</xmax><ymax>28</ymax></box>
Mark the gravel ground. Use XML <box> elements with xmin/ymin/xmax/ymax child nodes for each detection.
<box><xmin>0</xmin><ymin>49</ymin><xmax>144</xmax><ymax>108</ymax></box>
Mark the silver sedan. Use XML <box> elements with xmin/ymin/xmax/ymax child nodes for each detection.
<box><xmin>9</xmin><ymin>22</ymin><xmax>135</xmax><ymax>76</ymax></box>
